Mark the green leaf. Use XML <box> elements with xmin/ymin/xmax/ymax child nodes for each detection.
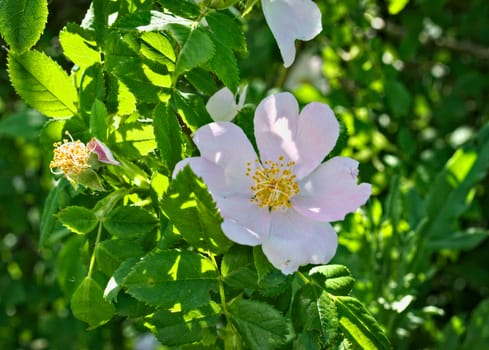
<box><xmin>292</xmin><ymin>285</ymin><xmax>338</xmax><ymax>346</ymax></box>
<box><xmin>57</xmin><ymin>206</ymin><xmax>99</xmax><ymax>235</ymax></box>
<box><xmin>253</xmin><ymin>246</ymin><xmax>290</xmax><ymax>296</ymax></box>
<box><xmin>228</xmin><ymin>298</ymin><xmax>292</xmax><ymax>350</ymax></box>
<box><xmin>90</xmin><ymin>99</ymin><xmax>108</xmax><ymax>141</ymax></box>
<box><xmin>153</xmin><ymin>102</ymin><xmax>183</xmax><ymax>171</ymax></box>
<box><xmin>140</xmin><ymin>31</ymin><xmax>176</xmax><ymax>67</ymax></box>
<box><xmin>172</xmin><ymin>91</ymin><xmax>212</xmax><ymax>132</ymax></box>
<box><xmin>205</xmin><ymin>11</ymin><xmax>246</xmax><ymax>52</ymax></box>
<box><xmin>71</xmin><ymin>277</ymin><xmax>115</xmax><ymax>328</ymax></box>
<box><xmin>123</xmin><ymin>251</ymin><xmax>218</xmax><ymax>308</ymax></box>
<box><xmin>161</xmin><ymin>166</ymin><xmax>233</xmax><ymax>254</ymax></box>
<box><xmin>103</xmin><ymin>257</ymin><xmax>140</xmax><ymax>302</ymax></box>
<box><xmin>145</xmin><ymin>302</ymin><xmax>220</xmax><ymax>346</ymax></box>
<box><xmin>427</xmin><ymin>228</ymin><xmax>489</xmax><ymax>251</ymax></box>
<box><xmin>156</xmin><ymin>0</ymin><xmax>200</xmax><ymax>18</ymax></box>
<box><xmin>185</xmin><ymin>68</ymin><xmax>219</xmax><ymax>96</ymax></box>
<box><xmin>103</xmin><ymin>206</ymin><xmax>158</xmax><ymax>239</ymax></box>
<box><xmin>424</xmin><ymin>125</ymin><xmax>489</xmax><ymax>240</ymax></box>
<box><xmin>461</xmin><ymin>298</ymin><xmax>489</xmax><ymax>349</ymax></box>
<box><xmin>0</xmin><ymin>109</ymin><xmax>46</xmax><ymax>139</ymax></box>
<box><xmin>209</xmin><ymin>39</ymin><xmax>239</xmax><ymax>91</ymax></box>
<box><xmin>114</xmin><ymin>121</ymin><xmax>157</xmax><ymax>158</ymax></box>
<box><xmin>39</xmin><ymin>180</ymin><xmax>72</xmax><ymax>247</ymax></box>
<box><xmin>387</xmin><ymin>0</ymin><xmax>410</xmax><ymax>15</ymax></box>
<box><xmin>335</xmin><ymin>296</ymin><xmax>391</xmax><ymax>350</ymax></box>
<box><xmin>385</xmin><ymin>79</ymin><xmax>411</xmax><ymax>118</ymax></box>
<box><xmin>0</xmin><ymin>0</ymin><xmax>48</xmax><ymax>53</ymax></box>
<box><xmin>79</xmin><ymin>64</ymin><xmax>106</xmax><ymax>118</ymax></box>
<box><xmin>94</xmin><ymin>239</ymin><xmax>145</xmax><ymax>277</ymax></box>
<box><xmin>59</xmin><ymin>23</ymin><xmax>100</xmax><ymax>68</ymax></box>
<box><xmin>8</xmin><ymin>50</ymin><xmax>78</xmax><ymax>117</ymax></box>
<box><xmin>169</xmin><ymin>24</ymin><xmax>215</xmax><ymax>79</ymax></box>
<box><xmin>309</xmin><ymin>265</ymin><xmax>355</xmax><ymax>296</ymax></box>
<box><xmin>221</xmin><ymin>245</ymin><xmax>258</xmax><ymax>289</ymax></box>
<box><xmin>56</xmin><ymin>235</ymin><xmax>88</xmax><ymax>298</ymax></box>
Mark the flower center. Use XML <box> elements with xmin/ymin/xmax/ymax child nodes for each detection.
<box><xmin>50</xmin><ymin>136</ymin><xmax>91</xmax><ymax>178</ymax></box>
<box><xmin>247</xmin><ymin>156</ymin><xmax>299</xmax><ymax>211</ymax></box>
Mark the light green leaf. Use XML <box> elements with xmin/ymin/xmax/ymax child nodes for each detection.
<box><xmin>161</xmin><ymin>166</ymin><xmax>233</xmax><ymax>254</ymax></box>
<box><xmin>103</xmin><ymin>206</ymin><xmax>158</xmax><ymax>239</ymax></box>
<box><xmin>335</xmin><ymin>296</ymin><xmax>391</xmax><ymax>350</ymax></box>
<box><xmin>8</xmin><ymin>50</ymin><xmax>78</xmax><ymax>117</ymax></box>
<box><xmin>57</xmin><ymin>206</ymin><xmax>99</xmax><ymax>235</ymax></box>
<box><xmin>228</xmin><ymin>298</ymin><xmax>292</xmax><ymax>350</ymax></box>
<box><xmin>309</xmin><ymin>265</ymin><xmax>355</xmax><ymax>296</ymax></box>
<box><xmin>153</xmin><ymin>102</ymin><xmax>183</xmax><ymax>171</ymax></box>
<box><xmin>387</xmin><ymin>0</ymin><xmax>410</xmax><ymax>15</ymax></box>
<box><xmin>123</xmin><ymin>251</ymin><xmax>218</xmax><ymax>308</ymax></box>
<box><xmin>169</xmin><ymin>24</ymin><xmax>215</xmax><ymax>79</ymax></box>
<box><xmin>0</xmin><ymin>0</ymin><xmax>48</xmax><ymax>53</ymax></box>
<box><xmin>145</xmin><ymin>302</ymin><xmax>220</xmax><ymax>346</ymax></box>
<box><xmin>71</xmin><ymin>277</ymin><xmax>115</xmax><ymax>328</ymax></box>
<box><xmin>59</xmin><ymin>23</ymin><xmax>100</xmax><ymax>68</ymax></box>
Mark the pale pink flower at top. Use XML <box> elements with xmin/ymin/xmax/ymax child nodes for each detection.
<box><xmin>205</xmin><ymin>86</ymin><xmax>247</xmax><ymax>122</ymax></box>
<box><xmin>174</xmin><ymin>92</ymin><xmax>371</xmax><ymax>274</ymax></box>
<box><xmin>262</xmin><ymin>0</ymin><xmax>322</xmax><ymax>68</ymax></box>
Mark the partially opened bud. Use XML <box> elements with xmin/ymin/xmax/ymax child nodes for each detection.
<box><xmin>87</xmin><ymin>138</ymin><xmax>121</xmax><ymax>165</ymax></box>
<box><xmin>50</xmin><ymin>133</ymin><xmax>119</xmax><ymax>190</ymax></box>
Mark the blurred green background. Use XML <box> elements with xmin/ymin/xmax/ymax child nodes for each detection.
<box><xmin>1</xmin><ymin>0</ymin><xmax>488</xmax><ymax>349</ymax></box>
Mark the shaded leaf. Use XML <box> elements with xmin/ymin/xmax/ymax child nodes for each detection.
<box><xmin>103</xmin><ymin>206</ymin><xmax>158</xmax><ymax>239</ymax></box>
<box><xmin>57</xmin><ymin>206</ymin><xmax>99</xmax><ymax>235</ymax></box>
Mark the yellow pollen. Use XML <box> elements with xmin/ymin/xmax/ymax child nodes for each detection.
<box><xmin>49</xmin><ymin>134</ymin><xmax>91</xmax><ymax>178</ymax></box>
<box><xmin>247</xmin><ymin>156</ymin><xmax>299</xmax><ymax>211</ymax></box>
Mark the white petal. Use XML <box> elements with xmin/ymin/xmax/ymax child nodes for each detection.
<box><xmin>254</xmin><ymin>92</ymin><xmax>339</xmax><ymax>179</ymax></box>
<box><xmin>293</xmin><ymin>157</ymin><xmax>372</xmax><ymax>222</ymax></box>
<box><xmin>193</xmin><ymin>122</ymin><xmax>258</xmax><ymax>194</ymax></box>
<box><xmin>261</xmin><ymin>209</ymin><xmax>338</xmax><ymax>275</ymax></box>
<box><xmin>219</xmin><ymin>197</ymin><xmax>271</xmax><ymax>246</ymax></box>
<box><xmin>206</xmin><ymin>87</ymin><xmax>239</xmax><ymax>122</ymax></box>
<box><xmin>262</xmin><ymin>0</ymin><xmax>322</xmax><ymax>67</ymax></box>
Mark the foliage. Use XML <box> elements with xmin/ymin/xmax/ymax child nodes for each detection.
<box><xmin>0</xmin><ymin>0</ymin><xmax>488</xmax><ymax>349</ymax></box>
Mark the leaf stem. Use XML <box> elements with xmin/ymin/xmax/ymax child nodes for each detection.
<box><xmin>88</xmin><ymin>220</ymin><xmax>103</xmax><ymax>277</ymax></box>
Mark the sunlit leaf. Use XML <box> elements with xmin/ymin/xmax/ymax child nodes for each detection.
<box><xmin>8</xmin><ymin>50</ymin><xmax>78</xmax><ymax>117</ymax></box>
<box><xmin>0</xmin><ymin>0</ymin><xmax>48</xmax><ymax>53</ymax></box>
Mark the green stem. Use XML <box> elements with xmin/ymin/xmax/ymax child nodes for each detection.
<box><xmin>87</xmin><ymin>220</ymin><xmax>103</xmax><ymax>278</ymax></box>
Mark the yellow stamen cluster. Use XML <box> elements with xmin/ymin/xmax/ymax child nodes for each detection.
<box><xmin>247</xmin><ymin>156</ymin><xmax>299</xmax><ymax>211</ymax></box>
<box><xmin>50</xmin><ymin>137</ymin><xmax>91</xmax><ymax>178</ymax></box>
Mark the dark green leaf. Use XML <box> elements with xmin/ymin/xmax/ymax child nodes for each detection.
<box><xmin>57</xmin><ymin>206</ymin><xmax>99</xmax><ymax>235</ymax></box>
<box><xmin>56</xmin><ymin>235</ymin><xmax>88</xmax><ymax>298</ymax></box>
<box><xmin>95</xmin><ymin>239</ymin><xmax>145</xmax><ymax>277</ymax></box>
<box><xmin>221</xmin><ymin>245</ymin><xmax>258</xmax><ymax>289</ymax></box>
<box><xmin>0</xmin><ymin>0</ymin><xmax>48</xmax><ymax>53</ymax></box>
<box><xmin>71</xmin><ymin>277</ymin><xmax>115</xmax><ymax>328</ymax></box>
<box><xmin>103</xmin><ymin>206</ymin><xmax>158</xmax><ymax>239</ymax></box>
<box><xmin>123</xmin><ymin>251</ymin><xmax>218</xmax><ymax>308</ymax></box>
<box><xmin>90</xmin><ymin>99</ymin><xmax>108</xmax><ymax>141</ymax></box>
<box><xmin>427</xmin><ymin>228</ymin><xmax>489</xmax><ymax>251</ymax></box>
<box><xmin>206</xmin><ymin>11</ymin><xmax>246</xmax><ymax>51</ymax></box>
<box><xmin>385</xmin><ymin>79</ymin><xmax>411</xmax><ymax>117</ymax></box>
<box><xmin>0</xmin><ymin>109</ymin><xmax>46</xmax><ymax>139</ymax></box>
<box><xmin>172</xmin><ymin>91</ymin><xmax>212</xmax><ymax>131</ymax></box>
<box><xmin>8</xmin><ymin>50</ymin><xmax>78</xmax><ymax>117</ymax></box>
<box><xmin>209</xmin><ymin>39</ymin><xmax>239</xmax><ymax>91</ymax></box>
<box><xmin>161</xmin><ymin>166</ymin><xmax>233</xmax><ymax>254</ymax></box>
<box><xmin>461</xmin><ymin>298</ymin><xmax>489</xmax><ymax>349</ymax></box>
<box><xmin>228</xmin><ymin>298</ymin><xmax>292</xmax><ymax>350</ymax></box>
<box><xmin>153</xmin><ymin>102</ymin><xmax>183</xmax><ymax>171</ymax></box>
<box><xmin>146</xmin><ymin>302</ymin><xmax>220</xmax><ymax>346</ymax></box>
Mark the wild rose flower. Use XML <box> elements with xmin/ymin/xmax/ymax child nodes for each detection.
<box><xmin>50</xmin><ymin>133</ymin><xmax>119</xmax><ymax>188</ymax></box>
<box><xmin>206</xmin><ymin>86</ymin><xmax>247</xmax><ymax>122</ymax></box>
<box><xmin>262</xmin><ymin>0</ymin><xmax>322</xmax><ymax>68</ymax></box>
<box><xmin>174</xmin><ymin>92</ymin><xmax>371</xmax><ymax>274</ymax></box>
